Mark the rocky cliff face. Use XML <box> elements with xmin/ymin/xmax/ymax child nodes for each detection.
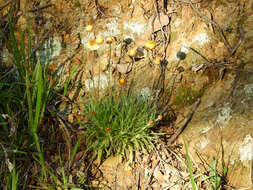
<box><xmin>1</xmin><ymin>0</ymin><xmax>253</xmax><ymax>188</ymax></box>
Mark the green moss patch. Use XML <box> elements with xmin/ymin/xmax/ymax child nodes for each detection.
<box><xmin>173</xmin><ymin>86</ymin><xmax>206</xmax><ymax>105</ymax></box>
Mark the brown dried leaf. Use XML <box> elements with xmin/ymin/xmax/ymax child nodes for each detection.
<box><xmin>150</xmin><ymin>12</ymin><xmax>170</xmax><ymax>33</ymax></box>
<box><xmin>112</xmin><ymin>63</ymin><xmax>133</xmax><ymax>74</ymax></box>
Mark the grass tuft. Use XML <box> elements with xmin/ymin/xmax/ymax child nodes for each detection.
<box><xmin>80</xmin><ymin>91</ymin><xmax>160</xmax><ymax>165</ymax></box>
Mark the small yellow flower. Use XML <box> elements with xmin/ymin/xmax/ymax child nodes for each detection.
<box><xmin>144</xmin><ymin>40</ymin><xmax>156</xmax><ymax>50</ymax></box>
<box><xmin>87</xmin><ymin>40</ymin><xmax>99</xmax><ymax>50</ymax></box>
<box><xmin>148</xmin><ymin>120</ymin><xmax>154</xmax><ymax>126</ymax></box>
<box><xmin>95</xmin><ymin>37</ymin><xmax>104</xmax><ymax>45</ymax></box>
<box><xmin>157</xmin><ymin>114</ymin><xmax>163</xmax><ymax>121</ymax></box>
<box><xmin>106</xmin><ymin>37</ymin><xmax>113</xmax><ymax>44</ymax></box>
<box><xmin>119</xmin><ymin>78</ymin><xmax>126</xmax><ymax>85</ymax></box>
<box><xmin>86</xmin><ymin>25</ymin><xmax>93</xmax><ymax>32</ymax></box>
<box><xmin>128</xmin><ymin>49</ymin><xmax>137</xmax><ymax>57</ymax></box>
<box><xmin>153</xmin><ymin>57</ymin><xmax>161</xmax><ymax>65</ymax></box>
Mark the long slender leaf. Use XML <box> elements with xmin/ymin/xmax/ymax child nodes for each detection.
<box><xmin>63</xmin><ymin>65</ymin><xmax>79</xmax><ymax>97</ymax></box>
<box><xmin>183</xmin><ymin>137</ymin><xmax>197</xmax><ymax>190</ymax></box>
<box><xmin>33</xmin><ymin>60</ymin><xmax>43</xmax><ymax>130</ymax></box>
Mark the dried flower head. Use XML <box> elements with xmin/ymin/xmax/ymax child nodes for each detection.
<box><xmin>95</xmin><ymin>37</ymin><xmax>104</xmax><ymax>45</ymax></box>
<box><xmin>119</xmin><ymin>78</ymin><xmax>126</xmax><ymax>85</ymax></box>
<box><xmin>144</xmin><ymin>40</ymin><xmax>156</xmax><ymax>50</ymax></box>
<box><xmin>128</xmin><ymin>49</ymin><xmax>137</xmax><ymax>57</ymax></box>
<box><xmin>176</xmin><ymin>51</ymin><xmax>186</xmax><ymax>60</ymax></box>
<box><xmin>86</xmin><ymin>25</ymin><xmax>93</xmax><ymax>32</ymax></box>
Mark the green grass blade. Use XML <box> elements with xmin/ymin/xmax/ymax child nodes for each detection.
<box><xmin>58</xmin><ymin>147</ymin><xmax>67</xmax><ymax>188</ymax></box>
<box><xmin>11</xmin><ymin>167</ymin><xmax>18</xmax><ymax>190</ymax></box>
<box><xmin>25</xmin><ymin>71</ymin><xmax>34</xmax><ymax>128</ymax></box>
<box><xmin>33</xmin><ymin>60</ymin><xmax>43</xmax><ymax>130</ymax></box>
<box><xmin>8</xmin><ymin>14</ymin><xmax>24</xmax><ymax>83</ymax></box>
<box><xmin>70</xmin><ymin>135</ymin><xmax>85</xmax><ymax>165</ymax></box>
<box><xmin>33</xmin><ymin>132</ymin><xmax>46</xmax><ymax>179</ymax></box>
<box><xmin>183</xmin><ymin>137</ymin><xmax>197</xmax><ymax>190</ymax></box>
<box><xmin>18</xmin><ymin>28</ymin><xmax>27</xmax><ymax>70</ymax></box>
<box><xmin>63</xmin><ymin>65</ymin><xmax>78</xmax><ymax>97</ymax></box>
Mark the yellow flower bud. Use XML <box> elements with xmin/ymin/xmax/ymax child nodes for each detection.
<box><xmin>144</xmin><ymin>40</ymin><xmax>156</xmax><ymax>50</ymax></box>
<box><xmin>153</xmin><ymin>57</ymin><xmax>161</xmax><ymax>65</ymax></box>
<box><xmin>128</xmin><ymin>49</ymin><xmax>137</xmax><ymax>57</ymax></box>
<box><xmin>106</xmin><ymin>37</ymin><xmax>113</xmax><ymax>44</ymax></box>
<box><xmin>148</xmin><ymin>120</ymin><xmax>154</xmax><ymax>126</ymax></box>
<box><xmin>95</xmin><ymin>37</ymin><xmax>104</xmax><ymax>45</ymax></box>
<box><xmin>119</xmin><ymin>78</ymin><xmax>126</xmax><ymax>85</ymax></box>
<box><xmin>86</xmin><ymin>25</ymin><xmax>93</xmax><ymax>32</ymax></box>
<box><xmin>157</xmin><ymin>114</ymin><xmax>162</xmax><ymax>121</ymax></box>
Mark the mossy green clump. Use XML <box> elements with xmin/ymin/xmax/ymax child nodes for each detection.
<box><xmin>173</xmin><ymin>86</ymin><xmax>206</xmax><ymax>105</ymax></box>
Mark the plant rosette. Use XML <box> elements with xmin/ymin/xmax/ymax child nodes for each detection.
<box><xmin>80</xmin><ymin>93</ymin><xmax>159</xmax><ymax>165</ymax></box>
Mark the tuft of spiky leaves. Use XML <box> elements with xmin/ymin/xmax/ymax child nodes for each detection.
<box><xmin>80</xmin><ymin>92</ymin><xmax>160</xmax><ymax>165</ymax></box>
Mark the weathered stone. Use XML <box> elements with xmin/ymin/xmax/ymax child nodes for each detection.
<box><xmin>3</xmin><ymin>0</ymin><xmax>253</xmax><ymax>188</ymax></box>
<box><xmin>179</xmin><ymin>70</ymin><xmax>253</xmax><ymax>188</ymax></box>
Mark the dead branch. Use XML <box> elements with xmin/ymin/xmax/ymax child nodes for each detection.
<box><xmin>189</xmin><ymin>47</ymin><xmax>253</xmax><ymax>73</ymax></box>
<box><xmin>185</xmin><ymin>0</ymin><xmax>245</xmax><ymax>58</ymax></box>
<box><xmin>230</xmin><ymin>25</ymin><xmax>245</xmax><ymax>56</ymax></box>
<box><xmin>186</xmin><ymin>0</ymin><xmax>232</xmax><ymax>52</ymax></box>
<box><xmin>57</xmin><ymin>116</ymin><xmax>72</xmax><ymax>169</ymax></box>
<box><xmin>168</xmin><ymin>98</ymin><xmax>201</xmax><ymax>145</ymax></box>
<box><xmin>28</xmin><ymin>4</ymin><xmax>54</xmax><ymax>13</ymax></box>
<box><xmin>145</xmin><ymin>160</ymin><xmax>160</xmax><ymax>190</ymax></box>
<box><xmin>153</xmin><ymin>0</ymin><xmax>170</xmax><ymax>59</ymax></box>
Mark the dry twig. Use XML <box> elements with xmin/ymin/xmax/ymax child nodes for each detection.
<box><xmin>28</xmin><ymin>4</ymin><xmax>54</xmax><ymax>13</ymax></box>
<box><xmin>145</xmin><ymin>160</ymin><xmax>160</xmax><ymax>190</ymax></box>
<box><xmin>185</xmin><ymin>0</ymin><xmax>245</xmax><ymax>57</ymax></box>
<box><xmin>57</xmin><ymin>116</ymin><xmax>72</xmax><ymax>169</ymax></box>
<box><xmin>168</xmin><ymin>98</ymin><xmax>201</xmax><ymax>145</ymax></box>
<box><xmin>186</xmin><ymin>0</ymin><xmax>232</xmax><ymax>52</ymax></box>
